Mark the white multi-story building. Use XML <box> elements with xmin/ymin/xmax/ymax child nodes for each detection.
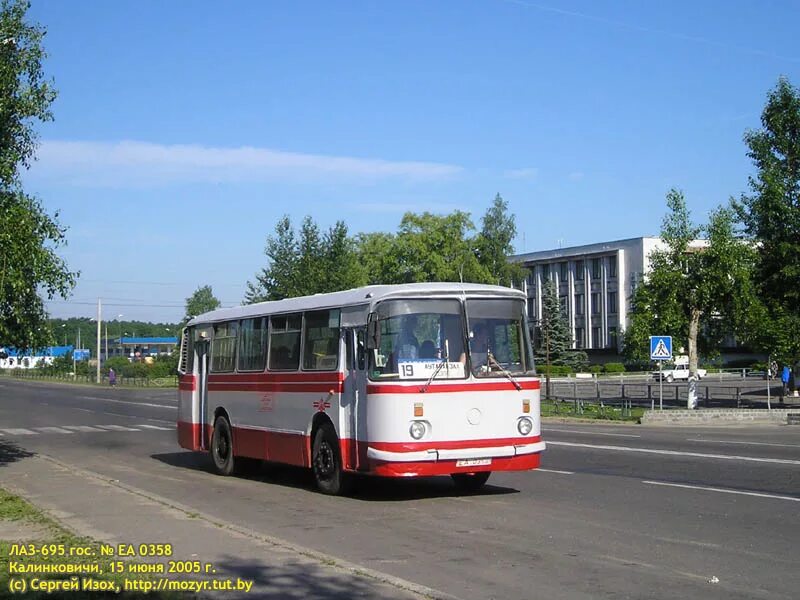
<box><xmin>512</xmin><ymin>237</ymin><xmax>705</xmax><ymax>352</ymax></box>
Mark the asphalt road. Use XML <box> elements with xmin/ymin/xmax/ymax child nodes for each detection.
<box><xmin>1</xmin><ymin>378</ymin><xmax>798</xmax><ymax>599</ymax></box>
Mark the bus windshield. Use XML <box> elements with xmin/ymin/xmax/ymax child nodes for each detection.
<box><xmin>465</xmin><ymin>299</ymin><xmax>534</xmax><ymax>377</ymax></box>
<box><xmin>369</xmin><ymin>299</ymin><xmax>466</xmax><ymax>380</ymax></box>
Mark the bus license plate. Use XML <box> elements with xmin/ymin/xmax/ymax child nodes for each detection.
<box><xmin>456</xmin><ymin>458</ymin><xmax>491</xmax><ymax>467</ymax></box>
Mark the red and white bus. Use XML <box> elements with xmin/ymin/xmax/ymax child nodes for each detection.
<box><xmin>177</xmin><ymin>283</ymin><xmax>544</xmax><ymax>494</ymax></box>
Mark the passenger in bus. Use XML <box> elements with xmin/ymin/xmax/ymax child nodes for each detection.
<box><xmin>419</xmin><ymin>340</ymin><xmax>437</xmax><ymax>359</ymax></box>
<box><xmin>395</xmin><ymin>315</ymin><xmax>419</xmax><ymax>360</ymax></box>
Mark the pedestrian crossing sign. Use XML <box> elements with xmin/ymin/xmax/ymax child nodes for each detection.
<box><xmin>650</xmin><ymin>336</ymin><xmax>672</xmax><ymax>360</ymax></box>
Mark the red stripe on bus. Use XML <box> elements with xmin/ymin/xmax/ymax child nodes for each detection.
<box><xmin>178</xmin><ymin>375</ymin><xmax>196</xmax><ymax>391</ymax></box>
<box><xmin>369</xmin><ymin>452</ymin><xmax>541</xmax><ymax>477</ymax></box>
<box><xmin>177</xmin><ymin>421</ymin><xmax>203</xmax><ymax>451</ymax></box>
<box><xmin>367</xmin><ymin>380</ymin><xmax>540</xmax><ymax>394</ymax></box>
<box><xmin>368</xmin><ymin>435</ymin><xmax>541</xmax><ymax>453</ymax></box>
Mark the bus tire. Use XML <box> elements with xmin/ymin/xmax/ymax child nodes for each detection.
<box><xmin>312</xmin><ymin>423</ymin><xmax>348</xmax><ymax>495</ymax></box>
<box><xmin>451</xmin><ymin>471</ymin><xmax>491</xmax><ymax>492</ymax></box>
<box><xmin>211</xmin><ymin>415</ymin><xmax>235</xmax><ymax>476</ymax></box>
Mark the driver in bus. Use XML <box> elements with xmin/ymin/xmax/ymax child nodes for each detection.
<box><xmin>395</xmin><ymin>314</ymin><xmax>419</xmax><ymax>360</ymax></box>
<box><xmin>460</xmin><ymin>322</ymin><xmax>490</xmax><ymax>373</ymax></box>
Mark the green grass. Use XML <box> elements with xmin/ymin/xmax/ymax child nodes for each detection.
<box><xmin>541</xmin><ymin>399</ymin><xmax>644</xmax><ymax>422</ymax></box>
<box><xmin>0</xmin><ymin>488</ymin><xmax>181</xmax><ymax>598</ymax></box>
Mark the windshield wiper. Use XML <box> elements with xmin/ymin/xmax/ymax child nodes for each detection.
<box><xmin>419</xmin><ymin>340</ymin><xmax>451</xmax><ymax>393</ymax></box>
<box><xmin>487</xmin><ymin>352</ymin><xmax>522</xmax><ymax>391</ymax></box>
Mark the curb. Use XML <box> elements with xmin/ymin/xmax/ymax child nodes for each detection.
<box><xmin>24</xmin><ymin>453</ymin><xmax>462</xmax><ymax>600</ymax></box>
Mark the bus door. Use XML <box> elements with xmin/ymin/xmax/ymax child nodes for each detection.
<box><xmin>342</xmin><ymin>328</ymin><xmax>368</xmax><ymax>470</ymax></box>
<box><xmin>196</xmin><ymin>337</ymin><xmax>211</xmax><ymax>450</ymax></box>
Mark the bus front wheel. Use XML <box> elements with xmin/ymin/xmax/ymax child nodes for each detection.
<box><xmin>312</xmin><ymin>423</ymin><xmax>348</xmax><ymax>495</ymax></box>
<box><xmin>451</xmin><ymin>471</ymin><xmax>491</xmax><ymax>492</ymax></box>
<box><xmin>211</xmin><ymin>415</ymin><xmax>235</xmax><ymax>476</ymax></box>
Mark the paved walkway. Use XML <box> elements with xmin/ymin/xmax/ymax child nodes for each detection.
<box><xmin>0</xmin><ymin>450</ymin><xmax>449</xmax><ymax>600</ymax></box>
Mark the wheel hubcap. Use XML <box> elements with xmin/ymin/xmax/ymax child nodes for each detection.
<box><xmin>315</xmin><ymin>441</ymin><xmax>334</xmax><ymax>479</ymax></box>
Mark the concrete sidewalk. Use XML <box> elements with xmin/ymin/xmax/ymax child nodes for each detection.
<box><xmin>0</xmin><ymin>451</ymin><xmax>452</xmax><ymax>600</ymax></box>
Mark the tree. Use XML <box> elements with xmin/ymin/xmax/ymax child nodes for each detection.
<box><xmin>734</xmin><ymin>77</ymin><xmax>800</xmax><ymax>361</ymax></box>
<box><xmin>184</xmin><ymin>285</ymin><xmax>220</xmax><ymax>321</ymax></box>
<box><xmin>535</xmin><ymin>279</ymin><xmax>586</xmax><ymax>397</ymax></box>
<box><xmin>390</xmin><ymin>211</ymin><xmax>491</xmax><ymax>284</ymax></box>
<box><xmin>624</xmin><ymin>190</ymin><xmax>758</xmax><ymax>407</ymax></box>
<box><xmin>246</xmin><ymin>216</ymin><xmax>367</xmax><ymax>302</ymax></box>
<box><xmin>0</xmin><ymin>0</ymin><xmax>75</xmax><ymax>350</ymax></box>
<box><xmin>475</xmin><ymin>194</ymin><xmax>524</xmax><ymax>286</ymax></box>
<box><xmin>355</xmin><ymin>231</ymin><xmax>397</xmax><ymax>285</ymax></box>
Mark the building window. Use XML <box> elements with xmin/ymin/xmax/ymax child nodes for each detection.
<box><xmin>608</xmin><ymin>256</ymin><xmax>617</xmax><ymax>278</ymax></box>
<box><xmin>559</xmin><ymin>295</ymin><xmax>568</xmax><ymax>317</ymax></box>
<box><xmin>541</xmin><ymin>264</ymin><xmax>550</xmax><ymax>280</ymax></box>
<box><xmin>592</xmin><ymin>327</ymin><xmax>601</xmax><ymax>348</ymax></box>
<box><xmin>560</xmin><ymin>262</ymin><xmax>568</xmax><ymax>280</ymax></box>
<box><xmin>591</xmin><ymin>292</ymin><xmax>601</xmax><ymax>315</ymax></box>
<box><xmin>527</xmin><ymin>269</ymin><xmax>535</xmax><ymax>285</ymax></box>
<box><xmin>592</xmin><ymin>258</ymin><xmax>601</xmax><ymax>279</ymax></box>
<box><xmin>609</xmin><ymin>326</ymin><xmax>618</xmax><ymax>348</ymax></box>
<box><xmin>575</xmin><ymin>260</ymin><xmax>584</xmax><ymax>280</ymax></box>
<box><xmin>608</xmin><ymin>291</ymin><xmax>618</xmax><ymax>315</ymax></box>
<box><xmin>575</xmin><ymin>328</ymin><xmax>584</xmax><ymax>349</ymax></box>
<box><xmin>575</xmin><ymin>294</ymin><xmax>584</xmax><ymax>315</ymax></box>
<box><xmin>527</xmin><ymin>297</ymin><xmax>535</xmax><ymax>318</ymax></box>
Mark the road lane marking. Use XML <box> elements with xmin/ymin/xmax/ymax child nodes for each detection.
<box><xmin>643</xmin><ymin>480</ymin><xmax>800</xmax><ymax>503</ymax></box>
<box><xmin>63</xmin><ymin>425</ymin><xmax>107</xmax><ymax>432</ymax></box>
<box><xmin>543</xmin><ymin>428</ymin><xmax>640</xmax><ymax>438</ymax></box>
<box><xmin>0</xmin><ymin>428</ymin><xmax>37</xmax><ymax>435</ymax></box>
<box><xmin>136</xmin><ymin>424</ymin><xmax>173</xmax><ymax>431</ymax></box>
<box><xmin>93</xmin><ymin>424</ymin><xmax>141</xmax><ymax>431</ymax></box>
<box><xmin>536</xmin><ymin>468</ymin><xmax>575</xmax><ymax>475</ymax></box>
<box><xmin>547</xmin><ymin>440</ymin><xmax>800</xmax><ymax>465</ymax></box>
<box><xmin>34</xmin><ymin>427</ymin><xmax>74</xmax><ymax>434</ymax></box>
<box><xmin>687</xmin><ymin>438</ymin><xmax>800</xmax><ymax>449</ymax></box>
<box><xmin>79</xmin><ymin>396</ymin><xmax>176</xmax><ymax>409</ymax></box>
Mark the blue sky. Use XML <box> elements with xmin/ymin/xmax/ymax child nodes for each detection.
<box><xmin>22</xmin><ymin>0</ymin><xmax>800</xmax><ymax>322</ymax></box>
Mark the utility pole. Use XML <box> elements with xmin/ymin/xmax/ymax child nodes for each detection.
<box><xmin>96</xmin><ymin>298</ymin><xmax>102</xmax><ymax>383</ymax></box>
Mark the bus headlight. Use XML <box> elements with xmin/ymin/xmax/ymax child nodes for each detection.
<box><xmin>409</xmin><ymin>421</ymin><xmax>427</xmax><ymax>440</ymax></box>
<box><xmin>517</xmin><ymin>417</ymin><xmax>533</xmax><ymax>436</ymax></box>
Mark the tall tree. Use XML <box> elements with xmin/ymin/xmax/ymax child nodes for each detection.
<box><xmin>534</xmin><ymin>279</ymin><xmax>586</xmax><ymax>397</ymax></box>
<box><xmin>624</xmin><ymin>190</ymin><xmax>758</xmax><ymax>407</ymax></box>
<box><xmin>475</xmin><ymin>193</ymin><xmax>524</xmax><ymax>286</ymax></box>
<box><xmin>0</xmin><ymin>0</ymin><xmax>75</xmax><ymax>350</ymax></box>
<box><xmin>246</xmin><ymin>216</ymin><xmax>367</xmax><ymax>302</ymax></box>
<box><xmin>734</xmin><ymin>77</ymin><xmax>800</xmax><ymax>361</ymax></box>
<box><xmin>184</xmin><ymin>285</ymin><xmax>221</xmax><ymax>321</ymax></box>
<box><xmin>390</xmin><ymin>211</ymin><xmax>491</xmax><ymax>284</ymax></box>
<box><xmin>355</xmin><ymin>231</ymin><xmax>397</xmax><ymax>285</ymax></box>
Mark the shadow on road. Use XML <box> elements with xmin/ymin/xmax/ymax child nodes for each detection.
<box><xmin>0</xmin><ymin>440</ymin><xmax>34</xmax><ymax>467</ymax></box>
<box><xmin>211</xmin><ymin>554</ymin><xmax>407</xmax><ymax>599</ymax></box>
<box><xmin>150</xmin><ymin>451</ymin><xmax>519</xmax><ymax>501</ymax></box>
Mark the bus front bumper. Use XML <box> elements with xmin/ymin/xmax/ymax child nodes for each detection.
<box><xmin>366</xmin><ymin>441</ymin><xmax>546</xmax><ymax>463</ymax></box>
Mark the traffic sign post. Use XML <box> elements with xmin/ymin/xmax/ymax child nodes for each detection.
<box><xmin>650</xmin><ymin>336</ymin><xmax>672</xmax><ymax>411</ymax></box>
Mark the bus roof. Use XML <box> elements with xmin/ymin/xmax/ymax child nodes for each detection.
<box><xmin>187</xmin><ymin>282</ymin><xmax>525</xmax><ymax>326</ymax></box>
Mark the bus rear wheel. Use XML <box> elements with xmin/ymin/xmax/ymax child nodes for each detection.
<box><xmin>451</xmin><ymin>471</ymin><xmax>491</xmax><ymax>492</ymax></box>
<box><xmin>312</xmin><ymin>423</ymin><xmax>348</xmax><ymax>495</ymax></box>
<box><xmin>211</xmin><ymin>415</ymin><xmax>235</xmax><ymax>476</ymax></box>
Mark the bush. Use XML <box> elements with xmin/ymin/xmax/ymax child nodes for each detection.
<box><xmin>537</xmin><ymin>364</ymin><xmax>574</xmax><ymax>376</ymax></box>
<box><xmin>589</xmin><ymin>365</ymin><xmax>602</xmax><ymax>374</ymax></box>
<box><xmin>604</xmin><ymin>362</ymin><xmax>626</xmax><ymax>373</ymax></box>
